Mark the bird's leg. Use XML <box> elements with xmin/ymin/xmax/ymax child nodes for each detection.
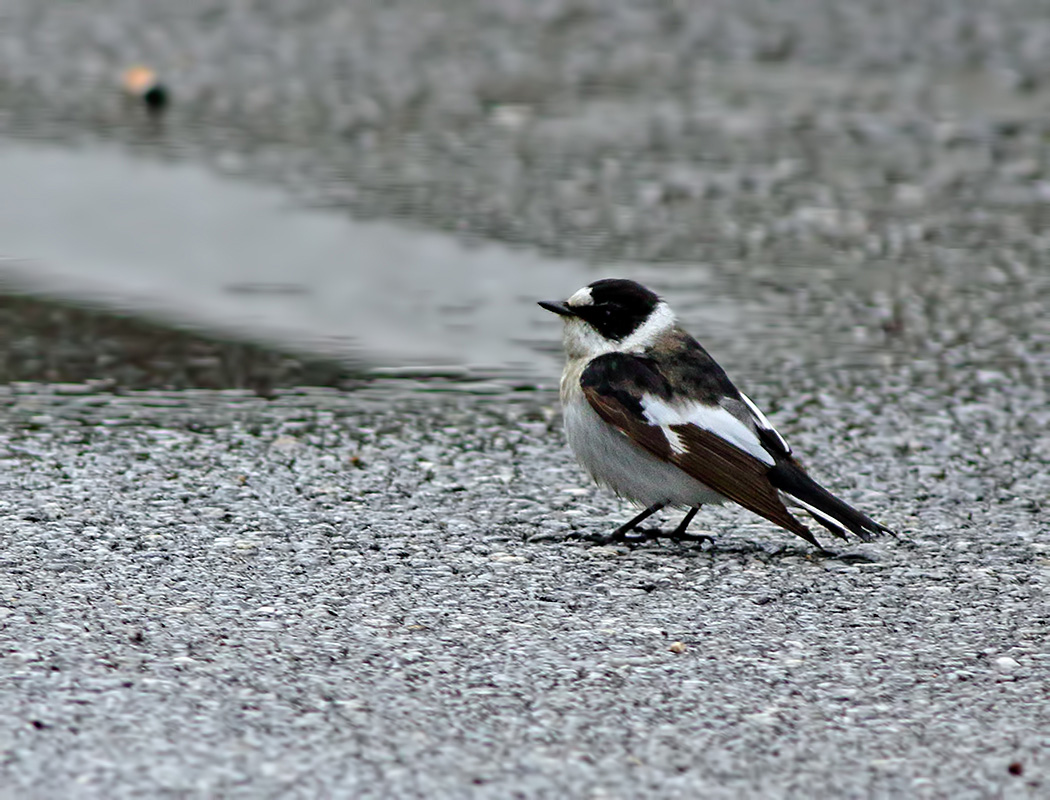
<box><xmin>670</xmin><ymin>506</ymin><xmax>700</xmax><ymax>537</ymax></box>
<box><xmin>573</xmin><ymin>503</ymin><xmax>665</xmax><ymax>544</ymax></box>
<box><xmin>611</xmin><ymin>502</ymin><xmax>665</xmax><ymax>540</ymax></box>
<box><xmin>647</xmin><ymin>506</ymin><xmax>714</xmax><ymax>544</ymax></box>
<box><xmin>669</xmin><ymin>506</ymin><xmax>713</xmax><ymax>542</ymax></box>
<box><xmin>571</xmin><ymin>503</ymin><xmax>712</xmax><ymax>546</ymax></box>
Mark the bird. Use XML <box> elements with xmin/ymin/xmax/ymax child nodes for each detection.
<box><xmin>538</xmin><ymin>278</ymin><xmax>892</xmax><ymax>548</ymax></box>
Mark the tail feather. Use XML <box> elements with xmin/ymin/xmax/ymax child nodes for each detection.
<box><xmin>768</xmin><ymin>460</ymin><xmax>892</xmax><ymax>542</ymax></box>
<box><xmin>787</xmin><ymin>495</ymin><xmax>850</xmax><ymax>541</ymax></box>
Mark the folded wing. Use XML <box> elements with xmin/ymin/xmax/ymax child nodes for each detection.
<box><xmin>580</xmin><ymin>352</ymin><xmax>820</xmax><ymax>545</ymax></box>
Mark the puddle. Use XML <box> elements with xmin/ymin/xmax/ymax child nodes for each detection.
<box><xmin>0</xmin><ymin>139</ymin><xmax>736</xmax><ymax>383</ymax></box>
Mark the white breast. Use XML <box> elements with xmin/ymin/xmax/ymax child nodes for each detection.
<box><xmin>560</xmin><ymin>362</ymin><xmax>725</xmax><ymax>509</ymax></box>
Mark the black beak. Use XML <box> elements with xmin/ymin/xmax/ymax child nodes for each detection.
<box><xmin>538</xmin><ymin>300</ymin><xmax>575</xmax><ymax>317</ymax></box>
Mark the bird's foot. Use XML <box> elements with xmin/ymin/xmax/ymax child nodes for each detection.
<box><xmin>570</xmin><ymin>526</ymin><xmax>713</xmax><ymax>546</ymax></box>
<box><xmin>567</xmin><ymin>529</ymin><xmax>634</xmax><ymax>545</ymax></box>
<box><xmin>567</xmin><ymin>527</ymin><xmax>651</xmax><ymax>545</ymax></box>
<box><xmin>644</xmin><ymin>526</ymin><xmax>714</xmax><ymax>545</ymax></box>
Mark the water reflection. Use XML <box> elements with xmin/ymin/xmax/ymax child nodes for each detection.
<box><xmin>0</xmin><ymin>138</ymin><xmax>736</xmax><ymax>387</ymax></box>
<box><xmin>0</xmin><ymin>291</ymin><xmax>353</xmax><ymax>393</ymax></box>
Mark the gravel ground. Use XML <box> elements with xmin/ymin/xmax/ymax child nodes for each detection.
<box><xmin>0</xmin><ymin>381</ymin><xmax>1046</xmax><ymax>798</ymax></box>
<box><xmin>1</xmin><ymin>0</ymin><xmax>1050</xmax><ymax>797</ymax></box>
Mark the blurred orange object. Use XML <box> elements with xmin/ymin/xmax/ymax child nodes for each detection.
<box><xmin>121</xmin><ymin>66</ymin><xmax>169</xmax><ymax>112</ymax></box>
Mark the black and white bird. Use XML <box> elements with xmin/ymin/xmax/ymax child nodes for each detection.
<box><xmin>539</xmin><ymin>278</ymin><xmax>891</xmax><ymax>548</ymax></box>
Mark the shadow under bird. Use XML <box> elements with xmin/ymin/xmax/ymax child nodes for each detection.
<box><xmin>539</xmin><ymin>278</ymin><xmax>892</xmax><ymax>548</ymax></box>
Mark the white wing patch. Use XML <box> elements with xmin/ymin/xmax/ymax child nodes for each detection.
<box><xmin>662</xmin><ymin>425</ymin><xmax>686</xmax><ymax>455</ymax></box>
<box><xmin>640</xmin><ymin>395</ymin><xmax>775</xmax><ymax>466</ymax></box>
<box><xmin>737</xmin><ymin>391</ymin><xmax>790</xmax><ymax>454</ymax></box>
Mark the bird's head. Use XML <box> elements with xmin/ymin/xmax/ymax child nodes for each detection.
<box><xmin>539</xmin><ymin>278</ymin><xmax>676</xmax><ymax>359</ymax></box>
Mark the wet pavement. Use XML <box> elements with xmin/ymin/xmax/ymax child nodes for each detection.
<box><xmin>0</xmin><ymin>139</ymin><xmax>602</xmax><ymax>377</ymax></box>
<box><xmin>0</xmin><ymin>1</ymin><xmax>1049</xmax><ymax>797</ymax></box>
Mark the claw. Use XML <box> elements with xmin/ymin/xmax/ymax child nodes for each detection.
<box><xmin>643</xmin><ymin>527</ymin><xmax>714</xmax><ymax>545</ymax></box>
<box><xmin>570</xmin><ymin>526</ymin><xmax>713</xmax><ymax>547</ymax></box>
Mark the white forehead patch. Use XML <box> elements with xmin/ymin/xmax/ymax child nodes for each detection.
<box><xmin>566</xmin><ymin>286</ymin><xmax>594</xmax><ymax>307</ymax></box>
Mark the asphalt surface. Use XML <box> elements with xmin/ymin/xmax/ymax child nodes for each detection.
<box><xmin>1</xmin><ymin>1</ymin><xmax>1050</xmax><ymax>797</ymax></box>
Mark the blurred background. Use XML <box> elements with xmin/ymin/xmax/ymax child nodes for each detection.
<box><xmin>1</xmin><ymin>0</ymin><xmax>1049</xmax><ymax>391</ymax></box>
